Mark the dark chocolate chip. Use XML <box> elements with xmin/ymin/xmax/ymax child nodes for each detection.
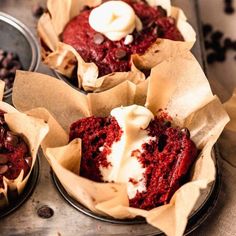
<box><xmin>231</xmin><ymin>41</ymin><xmax>236</xmax><ymax>50</ymax></box>
<box><xmin>203</xmin><ymin>24</ymin><xmax>213</xmax><ymax>37</ymax></box>
<box><xmin>32</xmin><ymin>3</ymin><xmax>44</xmax><ymax>18</ymax></box>
<box><xmin>225</xmin><ymin>6</ymin><xmax>234</xmax><ymax>14</ymax></box>
<box><xmin>25</xmin><ymin>156</ymin><xmax>32</xmax><ymax>167</ymax></box>
<box><xmin>211</xmin><ymin>31</ymin><xmax>223</xmax><ymax>41</ymax></box>
<box><xmin>37</xmin><ymin>205</ymin><xmax>54</xmax><ymax>218</ymax></box>
<box><xmin>0</xmin><ymin>154</ymin><xmax>8</xmax><ymax>164</ymax></box>
<box><xmin>215</xmin><ymin>51</ymin><xmax>226</xmax><ymax>62</ymax></box>
<box><xmin>93</xmin><ymin>33</ymin><xmax>104</xmax><ymax>45</ymax></box>
<box><xmin>115</xmin><ymin>49</ymin><xmax>127</xmax><ymax>59</ymax></box>
<box><xmin>224</xmin><ymin>38</ymin><xmax>233</xmax><ymax>48</ymax></box>
<box><xmin>6</xmin><ymin>131</ymin><xmax>19</xmax><ymax>147</ymax></box>
<box><xmin>181</xmin><ymin>127</ymin><xmax>190</xmax><ymax>138</ymax></box>
<box><xmin>204</xmin><ymin>40</ymin><xmax>212</xmax><ymax>50</ymax></box>
<box><xmin>207</xmin><ymin>53</ymin><xmax>217</xmax><ymax>64</ymax></box>
<box><xmin>0</xmin><ymin>165</ymin><xmax>8</xmax><ymax>174</ymax></box>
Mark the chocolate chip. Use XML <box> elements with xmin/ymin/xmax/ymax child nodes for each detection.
<box><xmin>181</xmin><ymin>128</ymin><xmax>190</xmax><ymax>138</ymax></box>
<box><xmin>225</xmin><ymin>6</ymin><xmax>234</xmax><ymax>14</ymax></box>
<box><xmin>207</xmin><ymin>53</ymin><xmax>217</xmax><ymax>64</ymax></box>
<box><xmin>115</xmin><ymin>49</ymin><xmax>127</xmax><ymax>60</ymax></box>
<box><xmin>93</xmin><ymin>33</ymin><xmax>104</xmax><ymax>45</ymax></box>
<box><xmin>0</xmin><ymin>165</ymin><xmax>8</xmax><ymax>174</ymax></box>
<box><xmin>211</xmin><ymin>31</ymin><xmax>223</xmax><ymax>41</ymax></box>
<box><xmin>203</xmin><ymin>24</ymin><xmax>213</xmax><ymax>37</ymax></box>
<box><xmin>5</xmin><ymin>131</ymin><xmax>19</xmax><ymax>147</ymax></box>
<box><xmin>224</xmin><ymin>38</ymin><xmax>233</xmax><ymax>48</ymax></box>
<box><xmin>25</xmin><ymin>156</ymin><xmax>32</xmax><ymax>167</ymax></box>
<box><xmin>0</xmin><ymin>154</ymin><xmax>8</xmax><ymax>164</ymax></box>
<box><xmin>204</xmin><ymin>40</ymin><xmax>212</xmax><ymax>50</ymax></box>
<box><xmin>37</xmin><ymin>205</ymin><xmax>54</xmax><ymax>218</ymax></box>
<box><xmin>215</xmin><ymin>50</ymin><xmax>226</xmax><ymax>62</ymax></box>
<box><xmin>32</xmin><ymin>3</ymin><xmax>44</xmax><ymax>18</ymax></box>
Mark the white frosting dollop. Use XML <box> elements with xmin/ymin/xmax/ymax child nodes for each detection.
<box><xmin>99</xmin><ymin>105</ymin><xmax>155</xmax><ymax>199</ymax></box>
<box><xmin>89</xmin><ymin>1</ymin><xmax>142</xmax><ymax>41</ymax></box>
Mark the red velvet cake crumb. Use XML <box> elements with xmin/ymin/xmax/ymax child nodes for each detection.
<box><xmin>69</xmin><ymin>115</ymin><xmax>197</xmax><ymax>210</ymax></box>
<box><xmin>0</xmin><ymin>110</ymin><xmax>31</xmax><ymax>188</ymax></box>
<box><xmin>62</xmin><ymin>0</ymin><xmax>184</xmax><ymax>77</ymax></box>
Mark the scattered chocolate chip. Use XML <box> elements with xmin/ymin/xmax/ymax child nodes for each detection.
<box><xmin>93</xmin><ymin>33</ymin><xmax>104</xmax><ymax>45</ymax></box>
<box><xmin>215</xmin><ymin>50</ymin><xmax>226</xmax><ymax>62</ymax></box>
<box><xmin>207</xmin><ymin>53</ymin><xmax>217</xmax><ymax>64</ymax></box>
<box><xmin>231</xmin><ymin>41</ymin><xmax>236</xmax><ymax>50</ymax></box>
<box><xmin>224</xmin><ymin>38</ymin><xmax>233</xmax><ymax>48</ymax></box>
<box><xmin>0</xmin><ymin>165</ymin><xmax>8</xmax><ymax>174</ymax></box>
<box><xmin>181</xmin><ymin>128</ymin><xmax>190</xmax><ymax>138</ymax></box>
<box><xmin>37</xmin><ymin>205</ymin><xmax>54</xmax><ymax>219</ymax></box>
<box><xmin>204</xmin><ymin>40</ymin><xmax>212</xmax><ymax>50</ymax></box>
<box><xmin>0</xmin><ymin>154</ymin><xmax>8</xmax><ymax>164</ymax></box>
<box><xmin>0</xmin><ymin>48</ymin><xmax>22</xmax><ymax>91</ymax></box>
<box><xmin>203</xmin><ymin>24</ymin><xmax>213</xmax><ymax>37</ymax></box>
<box><xmin>25</xmin><ymin>156</ymin><xmax>32</xmax><ymax>167</ymax></box>
<box><xmin>5</xmin><ymin>131</ymin><xmax>19</xmax><ymax>147</ymax></box>
<box><xmin>225</xmin><ymin>6</ymin><xmax>234</xmax><ymax>14</ymax></box>
<box><xmin>211</xmin><ymin>31</ymin><xmax>223</xmax><ymax>41</ymax></box>
<box><xmin>32</xmin><ymin>3</ymin><xmax>44</xmax><ymax>18</ymax></box>
<box><xmin>115</xmin><ymin>49</ymin><xmax>127</xmax><ymax>60</ymax></box>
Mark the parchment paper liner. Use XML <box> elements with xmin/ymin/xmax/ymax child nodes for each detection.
<box><xmin>0</xmin><ymin>93</ymin><xmax>49</xmax><ymax>209</ymax></box>
<box><xmin>12</xmin><ymin>52</ymin><xmax>229</xmax><ymax>236</ymax></box>
<box><xmin>38</xmin><ymin>0</ymin><xmax>196</xmax><ymax>92</ymax></box>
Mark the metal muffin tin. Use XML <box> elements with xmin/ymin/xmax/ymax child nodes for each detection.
<box><xmin>0</xmin><ymin>12</ymin><xmax>40</xmax><ymax>98</ymax></box>
<box><xmin>0</xmin><ymin>157</ymin><xmax>40</xmax><ymax>218</ymax></box>
<box><xmin>51</xmin><ymin>148</ymin><xmax>220</xmax><ymax>235</ymax></box>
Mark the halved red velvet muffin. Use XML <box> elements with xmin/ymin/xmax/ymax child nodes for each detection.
<box><xmin>69</xmin><ymin>106</ymin><xmax>197</xmax><ymax>210</ymax></box>
<box><xmin>62</xmin><ymin>0</ymin><xmax>184</xmax><ymax>77</ymax></box>
<box><xmin>0</xmin><ymin>110</ymin><xmax>31</xmax><ymax>189</ymax></box>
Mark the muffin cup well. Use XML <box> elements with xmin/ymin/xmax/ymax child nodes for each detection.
<box><xmin>38</xmin><ymin>0</ymin><xmax>196</xmax><ymax>92</ymax></box>
<box><xmin>12</xmin><ymin>52</ymin><xmax>229</xmax><ymax>236</ymax></box>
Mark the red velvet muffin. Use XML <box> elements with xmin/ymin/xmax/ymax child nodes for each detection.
<box><xmin>0</xmin><ymin>110</ymin><xmax>31</xmax><ymax>188</ymax></box>
<box><xmin>62</xmin><ymin>0</ymin><xmax>184</xmax><ymax>77</ymax></box>
<box><xmin>69</xmin><ymin>106</ymin><xmax>198</xmax><ymax>210</ymax></box>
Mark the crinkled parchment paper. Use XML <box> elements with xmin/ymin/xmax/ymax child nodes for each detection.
<box><xmin>0</xmin><ymin>85</ymin><xmax>49</xmax><ymax>208</ymax></box>
<box><xmin>38</xmin><ymin>0</ymin><xmax>196</xmax><ymax>92</ymax></box>
<box><xmin>12</xmin><ymin>52</ymin><xmax>228</xmax><ymax>236</ymax></box>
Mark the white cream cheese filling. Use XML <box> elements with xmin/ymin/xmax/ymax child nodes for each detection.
<box><xmin>89</xmin><ymin>1</ymin><xmax>142</xmax><ymax>41</ymax></box>
<box><xmin>99</xmin><ymin>105</ymin><xmax>155</xmax><ymax>199</ymax></box>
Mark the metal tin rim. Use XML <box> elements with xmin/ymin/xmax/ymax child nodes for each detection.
<box><xmin>0</xmin><ymin>156</ymin><xmax>40</xmax><ymax>218</ymax></box>
<box><xmin>51</xmin><ymin>146</ymin><xmax>220</xmax><ymax>234</ymax></box>
<box><xmin>0</xmin><ymin>12</ymin><xmax>41</xmax><ymax>98</ymax></box>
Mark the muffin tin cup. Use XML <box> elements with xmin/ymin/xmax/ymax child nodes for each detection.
<box><xmin>0</xmin><ymin>12</ymin><xmax>40</xmax><ymax>98</ymax></box>
<box><xmin>51</xmin><ymin>147</ymin><xmax>220</xmax><ymax>234</ymax></box>
<box><xmin>0</xmin><ymin>156</ymin><xmax>40</xmax><ymax>218</ymax></box>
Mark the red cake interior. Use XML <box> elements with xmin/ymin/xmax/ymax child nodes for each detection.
<box><xmin>69</xmin><ymin>114</ymin><xmax>198</xmax><ymax>210</ymax></box>
<box><xmin>0</xmin><ymin>110</ymin><xmax>31</xmax><ymax>189</ymax></box>
<box><xmin>62</xmin><ymin>0</ymin><xmax>184</xmax><ymax>77</ymax></box>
